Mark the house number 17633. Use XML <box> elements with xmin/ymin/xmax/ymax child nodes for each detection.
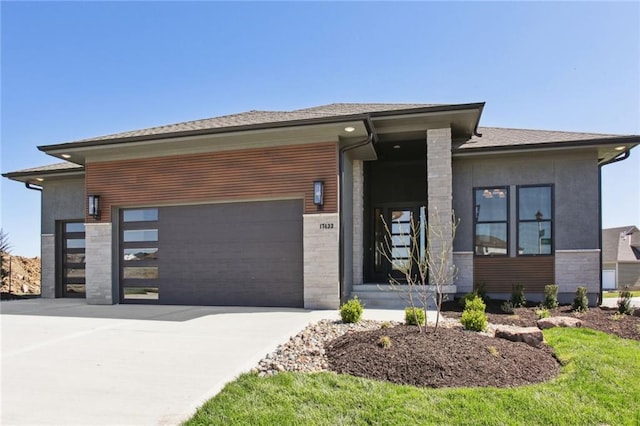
<box><xmin>319</xmin><ymin>223</ymin><xmax>334</xmax><ymax>229</ymax></box>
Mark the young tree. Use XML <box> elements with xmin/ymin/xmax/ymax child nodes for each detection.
<box><xmin>0</xmin><ymin>228</ymin><xmax>12</xmax><ymax>284</ymax></box>
<box><xmin>378</xmin><ymin>208</ymin><xmax>459</xmax><ymax>333</ymax></box>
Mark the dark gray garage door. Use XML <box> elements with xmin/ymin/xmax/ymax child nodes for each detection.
<box><xmin>120</xmin><ymin>200</ymin><xmax>303</xmax><ymax>307</ymax></box>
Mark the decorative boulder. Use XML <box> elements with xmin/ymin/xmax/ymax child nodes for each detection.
<box><xmin>537</xmin><ymin>316</ymin><xmax>583</xmax><ymax>329</ymax></box>
<box><xmin>495</xmin><ymin>326</ymin><xmax>544</xmax><ymax>348</ymax></box>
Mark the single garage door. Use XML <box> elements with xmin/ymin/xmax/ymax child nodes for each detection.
<box><xmin>120</xmin><ymin>199</ymin><xmax>303</xmax><ymax>307</ymax></box>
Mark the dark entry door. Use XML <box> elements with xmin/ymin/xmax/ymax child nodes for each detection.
<box><xmin>60</xmin><ymin>221</ymin><xmax>86</xmax><ymax>297</ymax></box>
<box><xmin>371</xmin><ymin>205</ymin><xmax>426</xmax><ymax>283</ymax></box>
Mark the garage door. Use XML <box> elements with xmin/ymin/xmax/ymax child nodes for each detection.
<box><xmin>603</xmin><ymin>269</ymin><xmax>616</xmax><ymax>290</ymax></box>
<box><xmin>120</xmin><ymin>200</ymin><xmax>303</xmax><ymax>307</ymax></box>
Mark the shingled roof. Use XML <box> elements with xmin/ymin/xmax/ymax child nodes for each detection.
<box><xmin>460</xmin><ymin>127</ymin><xmax>624</xmax><ymax>150</ymax></box>
<box><xmin>603</xmin><ymin>226</ymin><xmax>640</xmax><ymax>263</ymax></box>
<box><xmin>72</xmin><ymin>103</ymin><xmax>440</xmax><ymax>143</ymax></box>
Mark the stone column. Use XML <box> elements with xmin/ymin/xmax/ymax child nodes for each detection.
<box><xmin>85</xmin><ymin>223</ymin><xmax>114</xmax><ymax>304</ymax></box>
<box><xmin>40</xmin><ymin>234</ymin><xmax>56</xmax><ymax>298</ymax></box>
<box><xmin>352</xmin><ymin>160</ymin><xmax>364</xmax><ymax>286</ymax></box>
<box><xmin>303</xmin><ymin>213</ymin><xmax>340</xmax><ymax>309</ymax></box>
<box><xmin>426</xmin><ymin>127</ymin><xmax>454</xmax><ymax>287</ymax></box>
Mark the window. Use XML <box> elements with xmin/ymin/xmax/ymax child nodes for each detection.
<box><xmin>474</xmin><ymin>187</ymin><xmax>508</xmax><ymax>255</ymax></box>
<box><xmin>518</xmin><ymin>185</ymin><xmax>553</xmax><ymax>255</ymax></box>
<box><xmin>123</xmin><ymin>209</ymin><xmax>158</xmax><ymax>222</ymax></box>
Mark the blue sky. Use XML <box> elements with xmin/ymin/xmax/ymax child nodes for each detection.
<box><xmin>2</xmin><ymin>1</ymin><xmax>639</xmax><ymax>257</ymax></box>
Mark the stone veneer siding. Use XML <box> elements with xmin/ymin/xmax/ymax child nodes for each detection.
<box><xmin>453</xmin><ymin>251</ymin><xmax>473</xmax><ymax>294</ymax></box>
<box><xmin>555</xmin><ymin>249</ymin><xmax>600</xmax><ymax>305</ymax></box>
<box><xmin>41</xmin><ymin>234</ymin><xmax>55</xmax><ymax>298</ymax></box>
<box><xmin>352</xmin><ymin>160</ymin><xmax>364</xmax><ymax>286</ymax></box>
<box><xmin>426</xmin><ymin>127</ymin><xmax>455</xmax><ymax>287</ymax></box>
<box><xmin>303</xmin><ymin>213</ymin><xmax>340</xmax><ymax>309</ymax></box>
<box><xmin>85</xmin><ymin>223</ymin><xmax>114</xmax><ymax>304</ymax></box>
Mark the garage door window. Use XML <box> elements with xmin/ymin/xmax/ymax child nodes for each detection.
<box><xmin>121</xmin><ymin>208</ymin><xmax>159</xmax><ymax>303</ymax></box>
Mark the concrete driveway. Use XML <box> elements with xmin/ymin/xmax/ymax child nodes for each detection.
<box><xmin>1</xmin><ymin>299</ymin><xmax>360</xmax><ymax>425</ymax></box>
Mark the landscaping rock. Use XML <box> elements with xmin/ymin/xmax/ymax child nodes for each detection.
<box><xmin>494</xmin><ymin>326</ymin><xmax>544</xmax><ymax>348</ymax></box>
<box><xmin>633</xmin><ymin>309</ymin><xmax>640</xmax><ymax>317</ymax></box>
<box><xmin>537</xmin><ymin>316</ymin><xmax>583</xmax><ymax>329</ymax></box>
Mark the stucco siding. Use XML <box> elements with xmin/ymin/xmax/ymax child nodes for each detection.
<box><xmin>618</xmin><ymin>263</ymin><xmax>640</xmax><ymax>288</ymax></box>
<box><xmin>41</xmin><ymin>177</ymin><xmax>85</xmax><ymax>234</ymax></box>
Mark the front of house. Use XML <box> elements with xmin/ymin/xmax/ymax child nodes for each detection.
<box><xmin>4</xmin><ymin>103</ymin><xmax>638</xmax><ymax>308</ymax></box>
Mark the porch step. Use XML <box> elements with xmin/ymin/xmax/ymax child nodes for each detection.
<box><xmin>349</xmin><ymin>284</ymin><xmax>455</xmax><ymax>310</ymax></box>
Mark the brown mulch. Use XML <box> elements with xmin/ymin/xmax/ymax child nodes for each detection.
<box><xmin>325</xmin><ymin>300</ymin><xmax>639</xmax><ymax>389</ymax></box>
<box><xmin>441</xmin><ymin>300</ymin><xmax>640</xmax><ymax>341</ymax></box>
<box><xmin>325</xmin><ymin>325</ymin><xmax>561</xmax><ymax>389</ymax></box>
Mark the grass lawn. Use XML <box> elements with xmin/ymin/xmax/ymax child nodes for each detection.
<box><xmin>186</xmin><ymin>328</ymin><xmax>640</xmax><ymax>425</ymax></box>
<box><xmin>603</xmin><ymin>290</ymin><xmax>640</xmax><ymax>298</ymax></box>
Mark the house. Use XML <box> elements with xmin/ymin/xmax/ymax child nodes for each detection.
<box><xmin>4</xmin><ymin>102</ymin><xmax>639</xmax><ymax>308</ymax></box>
<box><xmin>602</xmin><ymin>226</ymin><xmax>640</xmax><ymax>290</ymax></box>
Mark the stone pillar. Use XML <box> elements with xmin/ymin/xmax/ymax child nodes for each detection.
<box><xmin>303</xmin><ymin>213</ymin><xmax>340</xmax><ymax>309</ymax></box>
<box><xmin>555</xmin><ymin>249</ymin><xmax>600</xmax><ymax>305</ymax></box>
<box><xmin>352</xmin><ymin>160</ymin><xmax>364</xmax><ymax>286</ymax></box>
<box><xmin>427</xmin><ymin>127</ymin><xmax>454</xmax><ymax>287</ymax></box>
<box><xmin>85</xmin><ymin>223</ymin><xmax>114</xmax><ymax>304</ymax></box>
<box><xmin>40</xmin><ymin>234</ymin><xmax>56</xmax><ymax>298</ymax></box>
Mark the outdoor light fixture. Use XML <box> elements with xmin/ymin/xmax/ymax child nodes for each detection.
<box><xmin>61</xmin><ymin>154</ymin><xmax>71</xmax><ymax>159</ymax></box>
<box><xmin>344</xmin><ymin>126</ymin><xmax>355</xmax><ymax>133</ymax></box>
<box><xmin>313</xmin><ymin>181</ymin><xmax>324</xmax><ymax>207</ymax></box>
<box><xmin>615</xmin><ymin>146</ymin><xmax>625</xmax><ymax>151</ymax></box>
<box><xmin>88</xmin><ymin>195</ymin><xmax>100</xmax><ymax>219</ymax></box>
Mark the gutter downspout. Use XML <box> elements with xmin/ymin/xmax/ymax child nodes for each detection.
<box><xmin>25</xmin><ymin>182</ymin><xmax>43</xmax><ymax>191</ymax></box>
<box><xmin>598</xmin><ymin>149</ymin><xmax>631</xmax><ymax>304</ymax></box>
<box><xmin>338</xmin><ymin>129</ymin><xmax>375</xmax><ymax>304</ymax></box>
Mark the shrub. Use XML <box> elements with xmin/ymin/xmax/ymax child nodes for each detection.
<box><xmin>618</xmin><ymin>290</ymin><xmax>633</xmax><ymax>315</ymax></box>
<box><xmin>460</xmin><ymin>295</ymin><xmax>488</xmax><ymax>331</ymax></box>
<box><xmin>404</xmin><ymin>307</ymin><xmax>426</xmax><ymax>326</ymax></box>
<box><xmin>464</xmin><ymin>295</ymin><xmax>486</xmax><ymax>312</ymax></box>
<box><xmin>339</xmin><ymin>297</ymin><xmax>364</xmax><ymax>323</ymax></box>
<box><xmin>542</xmin><ymin>284</ymin><xmax>559</xmax><ymax>309</ymax></box>
<box><xmin>474</xmin><ymin>281</ymin><xmax>490</xmax><ymax>302</ymax></box>
<box><xmin>378</xmin><ymin>335</ymin><xmax>392</xmax><ymax>349</ymax></box>
<box><xmin>487</xmin><ymin>346</ymin><xmax>500</xmax><ymax>357</ymax></box>
<box><xmin>380</xmin><ymin>321</ymin><xmax>391</xmax><ymax>329</ymax></box>
<box><xmin>572</xmin><ymin>286</ymin><xmax>589</xmax><ymax>313</ymax></box>
<box><xmin>500</xmin><ymin>301</ymin><xmax>514</xmax><ymax>314</ymax></box>
<box><xmin>535</xmin><ymin>307</ymin><xmax>550</xmax><ymax>319</ymax></box>
<box><xmin>511</xmin><ymin>284</ymin><xmax>527</xmax><ymax>307</ymax></box>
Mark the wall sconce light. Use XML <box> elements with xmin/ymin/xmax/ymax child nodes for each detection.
<box><xmin>313</xmin><ymin>181</ymin><xmax>324</xmax><ymax>207</ymax></box>
<box><xmin>88</xmin><ymin>194</ymin><xmax>100</xmax><ymax>219</ymax></box>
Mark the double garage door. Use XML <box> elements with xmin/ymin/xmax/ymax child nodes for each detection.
<box><xmin>120</xmin><ymin>200</ymin><xmax>303</xmax><ymax>307</ymax></box>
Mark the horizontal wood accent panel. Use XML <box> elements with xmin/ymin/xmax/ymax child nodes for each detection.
<box><xmin>474</xmin><ymin>256</ymin><xmax>555</xmax><ymax>293</ymax></box>
<box><xmin>86</xmin><ymin>142</ymin><xmax>338</xmax><ymax>222</ymax></box>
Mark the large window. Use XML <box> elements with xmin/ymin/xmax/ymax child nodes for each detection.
<box><xmin>518</xmin><ymin>185</ymin><xmax>553</xmax><ymax>255</ymax></box>
<box><xmin>121</xmin><ymin>208</ymin><xmax>159</xmax><ymax>302</ymax></box>
<box><xmin>474</xmin><ymin>187</ymin><xmax>508</xmax><ymax>255</ymax></box>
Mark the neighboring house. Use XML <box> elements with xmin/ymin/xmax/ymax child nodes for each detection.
<box><xmin>602</xmin><ymin>226</ymin><xmax>640</xmax><ymax>290</ymax></box>
<box><xmin>3</xmin><ymin>102</ymin><xmax>639</xmax><ymax>308</ymax></box>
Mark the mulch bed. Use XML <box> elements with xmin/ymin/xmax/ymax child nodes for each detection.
<box><xmin>325</xmin><ymin>300</ymin><xmax>639</xmax><ymax>389</ymax></box>
<box><xmin>441</xmin><ymin>300</ymin><xmax>640</xmax><ymax>341</ymax></box>
<box><xmin>326</xmin><ymin>325</ymin><xmax>560</xmax><ymax>389</ymax></box>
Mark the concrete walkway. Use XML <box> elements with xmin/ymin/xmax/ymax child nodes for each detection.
<box><xmin>600</xmin><ymin>296</ymin><xmax>640</xmax><ymax>309</ymax></box>
<box><xmin>1</xmin><ymin>299</ymin><xmax>421</xmax><ymax>425</ymax></box>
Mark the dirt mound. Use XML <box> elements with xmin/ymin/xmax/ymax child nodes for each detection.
<box><xmin>1</xmin><ymin>253</ymin><xmax>41</xmax><ymax>295</ymax></box>
<box><xmin>326</xmin><ymin>325</ymin><xmax>560</xmax><ymax>388</ymax></box>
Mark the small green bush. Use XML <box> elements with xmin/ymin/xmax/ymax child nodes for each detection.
<box><xmin>542</xmin><ymin>284</ymin><xmax>559</xmax><ymax>309</ymax></box>
<box><xmin>460</xmin><ymin>295</ymin><xmax>488</xmax><ymax>331</ymax></box>
<box><xmin>339</xmin><ymin>297</ymin><xmax>364</xmax><ymax>323</ymax></box>
<box><xmin>535</xmin><ymin>307</ymin><xmax>550</xmax><ymax>319</ymax></box>
<box><xmin>464</xmin><ymin>295</ymin><xmax>486</xmax><ymax>312</ymax></box>
<box><xmin>380</xmin><ymin>321</ymin><xmax>391</xmax><ymax>329</ymax></box>
<box><xmin>404</xmin><ymin>307</ymin><xmax>426</xmax><ymax>326</ymax></box>
<box><xmin>618</xmin><ymin>290</ymin><xmax>633</xmax><ymax>315</ymax></box>
<box><xmin>572</xmin><ymin>286</ymin><xmax>589</xmax><ymax>313</ymax></box>
<box><xmin>500</xmin><ymin>300</ymin><xmax>514</xmax><ymax>314</ymax></box>
<box><xmin>461</xmin><ymin>309</ymin><xmax>488</xmax><ymax>332</ymax></box>
<box><xmin>511</xmin><ymin>284</ymin><xmax>527</xmax><ymax>307</ymax></box>
<box><xmin>378</xmin><ymin>335</ymin><xmax>392</xmax><ymax>349</ymax></box>
<box><xmin>474</xmin><ymin>281</ymin><xmax>490</xmax><ymax>302</ymax></box>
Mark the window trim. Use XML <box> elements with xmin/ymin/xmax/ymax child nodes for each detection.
<box><xmin>473</xmin><ymin>186</ymin><xmax>510</xmax><ymax>257</ymax></box>
<box><xmin>516</xmin><ymin>184</ymin><xmax>554</xmax><ymax>256</ymax></box>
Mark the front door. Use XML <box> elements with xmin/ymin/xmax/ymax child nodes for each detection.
<box><xmin>60</xmin><ymin>221</ymin><xmax>86</xmax><ymax>297</ymax></box>
<box><xmin>371</xmin><ymin>205</ymin><xmax>426</xmax><ymax>283</ymax></box>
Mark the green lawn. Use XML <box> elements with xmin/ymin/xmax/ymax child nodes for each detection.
<box><xmin>603</xmin><ymin>290</ymin><xmax>640</xmax><ymax>298</ymax></box>
<box><xmin>186</xmin><ymin>328</ymin><xmax>640</xmax><ymax>425</ymax></box>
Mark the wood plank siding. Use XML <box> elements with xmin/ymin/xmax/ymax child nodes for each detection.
<box><xmin>86</xmin><ymin>142</ymin><xmax>338</xmax><ymax>223</ymax></box>
<box><xmin>473</xmin><ymin>256</ymin><xmax>555</xmax><ymax>293</ymax></box>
